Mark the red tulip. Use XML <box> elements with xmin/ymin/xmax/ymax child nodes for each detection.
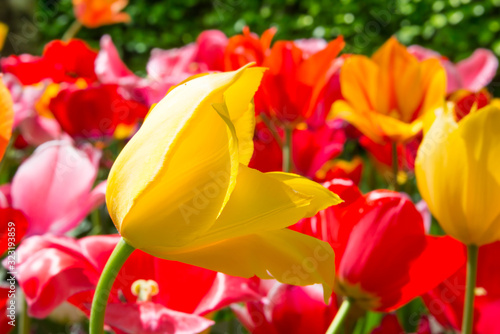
<box><xmin>249</xmin><ymin>120</ymin><xmax>349</xmax><ymax>181</ymax></box>
<box><xmin>0</xmin><ymin>208</ymin><xmax>28</xmax><ymax>255</ymax></box>
<box><xmin>359</xmin><ymin>135</ymin><xmax>420</xmax><ymax>173</ymax></box>
<box><xmin>12</xmin><ymin>235</ymin><xmax>262</xmax><ymax>333</ymax></box>
<box><xmin>1</xmin><ymin>39</ymin><xmax>98</xmax><ymax>85</ymax></box>
<box><xmin>423</xmin><ymin>241</ymin><xmax>500</xmax><ymax>333</ymax></box>
<box><xmin>49</xmin><ymin>83</ymin><xmax>148</xmax><ymax>139</ymax></box>
<box><xmin>257</xmin><ymin>37</ymin><xmax>344</xmax><ymax>125</ymax></box>
<box><xmin>223</xmin><ymin>26</ymin><xmax>276</xmax><ymax>71</ymax></box>
<box><xmin>232</xmin><ymin>280</ymin><xmax>338</xmax><ymax>334</ymax></box>
<box><xmin>293</xmin><ymin>179</ymin><xmax>465</xmax><ymax>311</ymax></box>
<box><xmin>0</xmin><ymin>285</ymin><xmax>14</xmax><ymax>334</ymax></box>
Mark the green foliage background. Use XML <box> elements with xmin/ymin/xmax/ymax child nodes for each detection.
<box><xmin>2</xmin><ymin>0</ymin><xmax>500</xmax><ymax>75</ymax></box>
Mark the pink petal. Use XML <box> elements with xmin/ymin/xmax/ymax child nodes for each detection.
<box><xmin>100</xmin><ymin>302</ymin><xmax>214</xmax><ymax>334</ymax></box>
<box><xmin>11</xmin><ymin>141</ymin><xmax>101</xmax><ymax>236</ymax></box>
<box><xmin>457</xmin><ymin>49</ymin><xmax>499</xmax><ymax>92</ymax></box>
<box><xmin>195</xmin><ymin>274</ymin><xmax>264</xmax><ymax>315</ymax></box>
<box><xmin>11</xmin><ymin>235</ymin><xmax>104</xmax><ymax>318</ymax></box>
<box><xmin>294</xmin><ymin>38</ymin><xmax>327</xmax><ymax>58</ymax></box>
<box><xmin>195</xmin><ymin>30</ymin><xmax>228</xmax><ymax>71</ymax></box>
<box><xmin>95</xmin><ymin>35</ymin><xmax>136</xmax><ymax>83</ymax></box>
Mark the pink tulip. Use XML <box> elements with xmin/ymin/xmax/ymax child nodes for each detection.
<box><xmin>3</xmin><ymin>73</ymin><xmax>61</xmax><ymax>146</ymax></box>
<box><xmin>195</xmin><ymin>30</ymin><xmax>228</xmax><ymax>71</ymax></box>
<box><xmin>408</xmin><ymin>45</ymin><xmax>498</xmax><ymax>94</ymax></box>
<box><xmin>232</xmin><ymin>280</ymin><xmax>338</xmax><ymax>334</ymax></box>
<box><xmin>11</xmin><ymin>234</ymin><xmax>263</xmax><ymax>333</ymax></box>
<box><xmin>9</xmin><ymin>140</ymin><xmax>106</xmax><ymax>236</ymax></box>
<box><xmin>95</xmin><ymin>31</ymin><xmax>229</xmax><ymax>106</ymax></box>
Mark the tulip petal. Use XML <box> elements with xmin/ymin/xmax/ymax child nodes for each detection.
<box><xmin>459</xmin><ymin>106</ymin><xmax>500</xmax><ymax>245</ymax></box>
<box><xmin>172</xmin><ymin>164</ymin><xmax>339</xmax><ymax>247</ymax></box>
<box><xmin>0</xmin><ymin>76</ymin><xmax>14</xmax><ymax>160</ymax></box>
<box><xmin>164</xmin><ymin>229</ymin><xmax>335</xmax><ymax>301</ymax></box>
<box><xmin>109</xmin><ymin>67</ymin><xmax>253</xmax><ymax>248</ymax></box>
<box><xmin>417</xmin><ymin>106</ymin><xmax>500</xmax><ymax>245</ymax></box>
<box><xmin>457</xmin><ymin>49</ymin><xmax>499</xmax><ymax>92</ymax></box>
<box><xmin>266</xmin><ymin>172</ymin><xmax>343</xmax><ymax>217</ymax></box>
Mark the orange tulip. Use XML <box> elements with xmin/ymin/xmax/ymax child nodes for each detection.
<box><xmin>330</xmin><ymin>37</ymin><xmax>446</xmax><ymax>143</ymax></box>
<box><xmin>72</xmin><ymin>0</ymin><xmax>130</xmax><ymax>28</ymax></box>
<box><xmin>0</xmin><ymin>76</ymin><xmax>14</xmax><ymax>160</ymax></box>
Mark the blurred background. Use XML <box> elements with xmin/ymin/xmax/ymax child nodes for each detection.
<box><xmin>2</xmin><ymin>0</ymin><xmax>500</xmax><ymax>74</ymax></box>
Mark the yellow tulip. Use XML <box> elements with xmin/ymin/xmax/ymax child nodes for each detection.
<box><xmin>0</xmin><ymin>75</ymin><xmax>14</xmax><ymax>160</ymax></box>
<box><xmin>416</xmin><ymin>104</ymin><xmax>500</xmax><ymax>246</ymax></box>
<box><xmin>106</xmin><ymin>65</ymin><xmax>342</xmax><ymax>297</ymax></box>
<box><xmin>0</xmin><ymin>22</ymin><xmax>7</xmax><ymax>51</ymax></box>
<box><xmin>330</xmin><ymin>37</ymin><xmax>446</xmax><ymax>143</ymax></box>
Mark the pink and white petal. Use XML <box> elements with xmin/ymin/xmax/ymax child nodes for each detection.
<box><xmin>457</xmin><ymin>49</ymin><xmax>499</xmax><ymax>92</ymax></box>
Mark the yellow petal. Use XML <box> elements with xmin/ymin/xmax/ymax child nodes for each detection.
<box><xmin>0</xmin><ymin>76</ymin><xmax>14</xmax><ymax>160</ymax></box>
<box><xmin>152</xmin><ymin>164</ymin><xmax>340</xmax><ymax>250</ymax></box>
<box><xmin>339</xmin><ymin>56</ymin><xmax>378</xmax><ymax>113</ymax></box>
<box><xmin>330</xmin><ymin>100</ymin><xmax>385</xmax><ymax>143</ymax></box>
<box><xmin>416</xmin><ymin>106</ymin><xmax>500</xmax><ymax>245</ymax></box>
<box><xmin>266</xmin><ymin>172</ymin><xmax>343</xmax><ymax>217</ymax></box>
<box><xmin>108</xmin><ymin>67</ymin><xmax>253</xmax><ymax>249</ymax></box>
<box><xmin>163</xmin><ymin>229</ymin><xmax>335</xmax><ymax>301</ymax></box>
<box><xmin>0</xmin><ymin>22</ymin><xmax>7</xmax><ymax>51</ymax></box>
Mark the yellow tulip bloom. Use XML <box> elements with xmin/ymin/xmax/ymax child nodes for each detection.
<box><xmin>106</xmin><ymin>65</ymin><xmax>342</xmax><ymax>297</ymax></box>
<box><xmin>330</xmin><ymin>37</ymin><xmax>446</xmax><ymax>143</ymax></box>
<box><xmin>0</xmin><ymin>22</ymin><xmax>7</xmax><ymax>51</ymax></box>
<box><xmin>416</xmin><ymin>104</ymin><xmax>500</xmax><ymax>246</ymax></box>
<box><xmin>0</xmin><ymin>76</ymin><xmax>14</xmax><ymax>160</ymax></box>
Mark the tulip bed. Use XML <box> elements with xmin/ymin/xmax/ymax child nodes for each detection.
<box><xmin>1</xmin><ymin>1</ymin><xmax>500</xmax><ymax>334</ymax></box>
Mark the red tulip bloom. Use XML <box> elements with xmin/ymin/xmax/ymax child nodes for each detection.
<box><xmin>249</xmin><ymin>120</ymin><xmax>350</xmax><ymax>182</ymax></box>
<box><xmin>49</xmin><ymin>83</ymin><xmax>148</xmax><ymax>139</ymax></box>
<box><xmin>359</xmin><ymin>135</ymin><xmax>420</xmax><ymax>173</ymax></box>
<box><xmin>223</xmin><ymin>26</ymin><xmax>276</xmax><ymax>71</ymax></box>
<box><xmin>12</xmin><ymin>235</ymin><xmax>262</xmax><ymax>333</ymax></box>
<box><xmin>423</xmin><ymin>241</ymin><xmax>500</xmax><ymax>333</ymax></box>
<box><xmin>1</xmin><ymin>39</ymin><xmax>98</xmax><ymax>85</ymax></box>
<box><xmin>232</xmin><ymin>280</ymin><xmax>338</xmax><ymax>334</ymax></box>
<box><xmin>257</xmin><ymin>37</ymin><xmax>345</xmax><ymax>125</ymax></box>
<box><xmin>0</xmin><ymin>208</ymin><xmax>28</xmax><ymax>255</ymax></box>
<box><xmin>0</xmin><ymin>285</ymin><xmax>14</xmax><ymax>334</ymax></box>
<box><xmin>293</xmin><ymin>179</ymin><xmax>465</xmax><ymax>311</ymax></box>
<box><xmin>223</xmin><ymin>28</ymin><xmax>344</xmax><ymax>126</ymax></box>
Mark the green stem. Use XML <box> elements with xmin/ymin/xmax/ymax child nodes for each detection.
<box><xmin>326</xmin><ymin>298</ymin><xmax>353</xmax><ymax>334</ymax></box>
<box><xmin>259</xmin><ymin>114</ymin><xmax>283</xmax><ymax>147</ymax></box>
<box><xmin>282</xmin><ymin>126</ymin><xmax>293</xmax><ymax>173</ymax></box>
<box><xmin>462</xmin><ymin>244</ymin><xmax>479</xmax><ymax>334</ymax></box>
<box><xmin>89</xmin><ymin>238</ymin><xmax>135</xmax><ymax>334</ymax></box>
<box><xmin>90</xmin><ymin>209</ymin><xmax>102</xmax><ymax>235</ymax></box>
<box><xmin>62</xmin><ymin>20</ymin><xmax>82</xmax><ymax>41</ymax></box>
<box><xmin>20</xmin><ymin>296</ymin><xmax>30</xmax><ymax>334</ymax></box>
<box><xmin>391</xmin><ymin>141</ymin><xmax>399</xmax><ymax>191</ymax></box>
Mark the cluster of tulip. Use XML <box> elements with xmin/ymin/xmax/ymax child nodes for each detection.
<box><xmin>1</xmin><ymin>1</ymin><xmax>500</xmax><ymax>334</ymax></box>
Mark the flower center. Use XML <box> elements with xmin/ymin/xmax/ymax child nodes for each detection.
<box><xmin>131</xmin><ymin>279</ymin><xmax>159</xmax><ymax>302</ymax></box>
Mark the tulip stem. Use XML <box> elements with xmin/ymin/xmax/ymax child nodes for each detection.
<box><xmin>282</xmin><ymin>126</ymin><xmax>293</xmax><ymax>173</ymax></box>
<box><xmin>62</xmin><ymin>20</ymin><xmax>82</xmax><ymax>41</ymax></box>
<box><xmin>326</xmin><ymin>298</ymin><xmax>353</xmax><ymax>334</ymax></box>
<box><xmin>20</xmin><ymin>296</ymin><xmax>30</xmax><ymax>334</ymax></box>
<box><xmin>391</xmin><ymin>141</ymin><xmax>399</xmax><ymax>191</ymax></box>
<box><xmin>89</xmin><ymin>238</ymin><xmax>135</xmax><ymax>334</ymax></box>
<box><xmin>462</xmin><ymin>244</ymin><xmax>479</xmax><ymax>334</ymax></box>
